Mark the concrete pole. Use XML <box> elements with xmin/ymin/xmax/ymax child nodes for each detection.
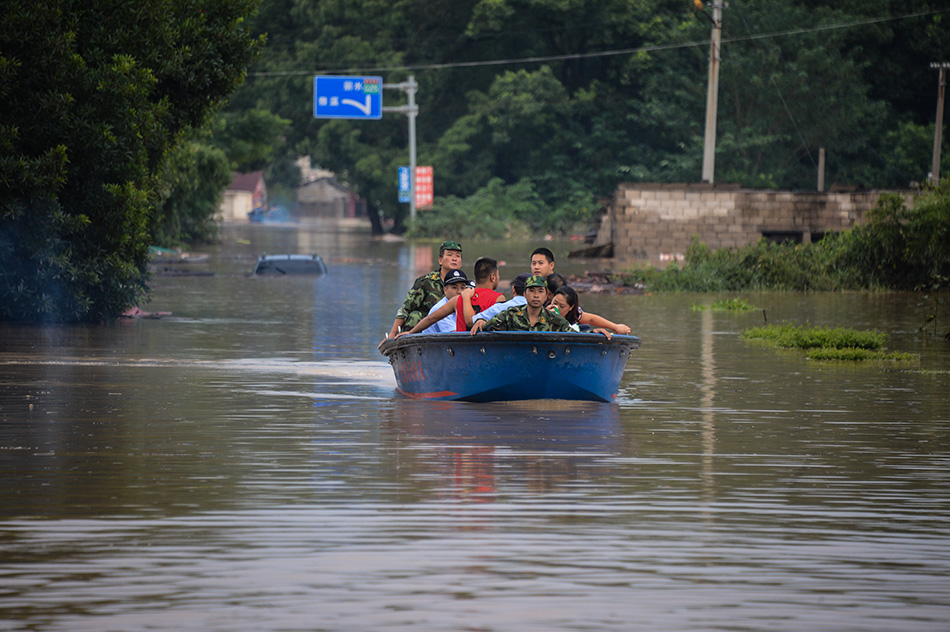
<box><xmin>817</xmin><ymin>147</ymin><xmax>825</xmax><ymax>192</ymax></box>
<box><xmin>383</xmin><ymin>76</ymin><xmax>420</xmax><ymax>223</ymax></box>
<box><xmin>701</xmin><ymin>2</ymin><xmax>723</xmax><ymax>184</ymax></box>
<box><xmin>406</xmin><ymin>75</ymin><xmax>418</xmax><ymax>222</ymax></box>
<box><xmin>930</xmin><ymin>63</ymin><xmax>948</xmax><ymax>186</ymax></box>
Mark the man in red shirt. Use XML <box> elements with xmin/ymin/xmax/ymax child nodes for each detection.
<box><xmin>455</xmin><ymin>257</ymin><xmax>505</xmax><ymax>330</ymax></box>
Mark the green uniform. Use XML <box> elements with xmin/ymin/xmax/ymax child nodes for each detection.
<box><xmin>395</xmin><ymin>269</ymin><xmax>444</xmax><ymax>330</ymax></box>
<box><xmin>482</xmin><ymin>305</ymin><xmax>573</xmax><ymax>332</ymax></box>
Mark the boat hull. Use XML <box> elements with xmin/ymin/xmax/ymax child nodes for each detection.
<box><xmin>379</xmin><ymin>332</ymin><xmax>639</xmax><ymax>402</ymax></box>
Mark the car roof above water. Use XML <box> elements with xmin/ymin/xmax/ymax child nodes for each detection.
<box><xmin>253</xmin><ymin>254</ymin><xmax>328</xmax><ymax>275</ymax></box>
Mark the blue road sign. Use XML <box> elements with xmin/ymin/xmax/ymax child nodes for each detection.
<box><xmin>398</xmin><ymin>166</ymin><xmax>411</xmax><ymax>202</ymax></box>
<box><xmin>313</xmin><ymin>76</ymin><xmax>383</xmax><ymax>119</ymax></box>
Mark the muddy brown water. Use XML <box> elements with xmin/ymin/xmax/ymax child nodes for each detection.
<box><xmin>2</xmin><ymin>223</ymin><xmax>948</xmax><ymax>631</ymax></box>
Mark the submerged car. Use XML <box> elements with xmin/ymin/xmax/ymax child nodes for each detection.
<box><xmin>252</xmin><ymin>254</ymin><xmax>328</xmax><ymax>276</ymax></box>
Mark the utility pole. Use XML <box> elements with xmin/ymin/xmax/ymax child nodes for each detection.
<box><xmin>384</xmin><ymin>75</ymin><xmax>419</xmax><ymax>222</ymax></box>
<box><xmin>701</xmin><ymin>2</ymin><xmax>723</xmax><ymax>184</ymax></box>
<box><xmin>930</xmin><ymin>63</ymin><xmax>948</xmax><ymax>186</ymax></box>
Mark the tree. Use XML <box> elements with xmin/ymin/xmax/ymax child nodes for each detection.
<box><xmin>212</xmin><ymin>108</ymin><xmax>292</xmax><ymax>172</ymax></box>
<box><xmin>707</xmin><ymin>2</ymin><xmax>890</xmax><ymax>188</ymax></box>
<box><xmin>210</xmin><ymin>107</ymin><xmax>299</xmax><ymax>203</ymax></box>
<box><xmin>0</xmin><ymin>0</ymin><xmax>263</xmax><ymax>323</ymax></box>
<box><xmin>152</xmin><ymin>137</ymin><xmax>233</xmax><ymax>247</ymax></box>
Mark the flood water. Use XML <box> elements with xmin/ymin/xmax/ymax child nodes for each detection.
<box><xmin>2</xmin><ymin>222</ymin><xmax>949</xmax><ymax>631</ymax></box>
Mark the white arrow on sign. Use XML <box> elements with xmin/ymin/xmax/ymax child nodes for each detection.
<box><xmin>341</xmin><ymin>96</ymin><xmax>373</xmax><ymax>116</ymax></box>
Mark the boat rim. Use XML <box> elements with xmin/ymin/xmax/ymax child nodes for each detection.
<box><xmin>379</xmin><ymin>331</ymin><xmax>641</xmax><ymax>356</ymax></box>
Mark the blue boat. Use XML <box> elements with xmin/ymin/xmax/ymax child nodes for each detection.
<box><xmin>379</xmin><ymin>331</ymin><xmax>640</xmax><ymax>402</ymax></box>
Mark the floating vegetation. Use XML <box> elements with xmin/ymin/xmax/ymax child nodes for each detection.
<box><xmin>805</xmin><ymin>347</ymin><xmax>918</xmax><ymax>362</ymax></box>
<box><xmin>742</xmin><ymin>324</ymin><xmax>885</xmax><ymax>349</ymax></box>
<box><xmin>741</xmin><ymin>324</ymin><xmax>918</xmax><ymax>362</ymax></box>
<box><xmin>691</xmin><ymin>298</ymin><xmax>758</xmax><ymax>312</ymax></box>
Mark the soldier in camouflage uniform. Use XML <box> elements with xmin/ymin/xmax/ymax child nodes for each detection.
<box><xmin>382</xmin><ymin>241</ymin><xmax>463</xmax><ymax>344</ymax></box>
<box><xmin>471</xmin><ymin>275</ymin><xmax>573</xmax><ymax>334</ymax></box>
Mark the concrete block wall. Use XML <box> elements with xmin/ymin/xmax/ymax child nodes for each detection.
<box><xmin>602</xmin><ymin>183</ymin><xmax>913</xmax><ymax>263</ymax></box>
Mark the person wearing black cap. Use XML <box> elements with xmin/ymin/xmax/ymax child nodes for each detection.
<box><xmin>382</xmin><ymin>240</ymin><xmax>462</xmax><ymax>345</ymax></box>
<box><xmin>402</xmin><ymin>269</ymin><xmax>470</xmax><ymax>335</ymax></box>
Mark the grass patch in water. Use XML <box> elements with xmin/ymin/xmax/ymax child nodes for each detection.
<box><xmin>691</xmin><ymin>298</ymin><xmax>758</xmax><ymax>312</ymax></box>
<box><xmin>805</xmin><ymin>347</ymin><xmax>918</xmax><ymax>362</ymax></box>
<box><xmin>742</xmin><ymin>324</ymin><xmax>885</xmax><ymax>350</ymax></box>
<box><xmin>741</xmin><ymin>324</ymin><xmax>918</xmax><ymax>362</ymax></box>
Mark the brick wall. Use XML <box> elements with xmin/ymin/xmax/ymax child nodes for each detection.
<box><xmin>600</xmin><ymin>183</ymin><xmax>914</xmax><ymax>263</ymax></box>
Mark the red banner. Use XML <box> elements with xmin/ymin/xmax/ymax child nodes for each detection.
<box><xmin>415</xmin><ymin>166</ymin><xmax>433</xmax><ymax>208</ymax></box>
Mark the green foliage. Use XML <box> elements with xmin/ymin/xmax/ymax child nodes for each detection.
<box><xmin>623</xmin><ymin>237</ymin><xmax>852</xmax><ymax>292</ymax></box>
<box><xmin>742</xmin><ymin>324</ymin><xmax>886</xmax><ymax>350</ymax></box>
<box><xmin>263</xmin><ymin>153</ymin><xmax>303</xmax><ymax>207</ymax></box>
<box><xmin>839</xmin><ymin>185</ymin><xmax>950</xmax><ymax>292</ymax></box>
<box><xmin>0</xmin><ymin>0</ymin><xmax>263</xmax><ymax>323</ymax></box>
<box><xmin>804</xmin><ymin>347</ymin><xmax>918</xmax><ymax>362</ymax></box>
<box><xmin>211</xmin><ymin>108</ymin><xmax>292</xmax><ymax>173</ymax></box>
<box><xmin>691</xmin><ymin>298</ymin><xmax>757</xmax><ymax>312</ymax></box>
<box><xmin>407</xmin><ymin>178</ymin><xmax>536</xmax><ymax>240</ymax></box>
<box><xmin>724</xmin><ymin>4</ymin><xmax>901</xmax><ymax>188</ymax></box>
<box><xmin>207</xmin><ymin>108</ymin><xmax>300</xmax><ymax>220</ymax></box>
<box><xmin>152</xmin><ymin>139</ymin><xmax>233</xmax><ymax>247</ymax></box>
<box><xmin>406</xmin><ymin>177</ymin><xmax>599</xmax><ymax>239</ymax></box>
<box><xmin>741</xmin><ymin>323</ymin><xmax>916</xmax><ymax>362</ymax></box>
<box><xmin>865</xmin><ymin>120</ymin><xmax>945</xmax><ymax>187</ymax></box>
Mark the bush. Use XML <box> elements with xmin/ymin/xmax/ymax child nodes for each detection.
<box><xmin>407</xmin><ymin>178</ymin><xmax>533</xmax><ymax>240</ymax></box>
<box><xmin>623</xmin><ymin>238</ymin><xmax>846</xmax><ymax>291</ymax></box>
<box><xmin>407</xmin><ymin>177</ymin><xmax>597</xmax><ymax>239</ymax></box>
<box><xmin>840</xmin><ymin>186</ymin><xmax>950</xmax><ymax>291</ymax></box>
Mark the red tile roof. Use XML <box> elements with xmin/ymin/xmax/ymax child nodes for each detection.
<box><xmin>229</xmin><ymin>171</ymin><xmax>264</xmax><ymax>192</ymax></box>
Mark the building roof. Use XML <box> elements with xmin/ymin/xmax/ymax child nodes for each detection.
<box><xmin>228</xmin><ymin>171</ymin><xmax>265</xmax><ymax>192</ymax></box>
<box><xmin>300</xmin><ymin>175</ymin><xmax>352</xmax><ymax>194</ymax></box>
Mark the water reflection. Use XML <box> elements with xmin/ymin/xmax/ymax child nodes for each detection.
<box><xmin>382</xmin><ymin>399</ymin><xmax>622</xmax><ymax>451</ymax></box>
<box><xmin>378</xmin><ymin>400</ymin><xmax>625</xmax><ymax>502</ymax></box>
<box><xmin>700</xmin><ymin>306</ymin><xmax>716</xmax><ymax>505</ymax></box>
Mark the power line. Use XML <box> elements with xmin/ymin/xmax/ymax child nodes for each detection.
<box><xmin>248</xmin><ymin>7</ymin><xmax>950</xmax><ymax>77</ymax></box>
<box><xmin>730</xmin><ymin>0</ymin><xmax>817</xmax><ymax>169</ymax></box>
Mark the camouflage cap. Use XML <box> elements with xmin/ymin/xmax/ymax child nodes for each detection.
<box><xmin>524</xmin><ymin>274</ymin><xmax>547</xmax><ymax>289</ymax></box>
<box><xmin>439</xmin><ymin>240</ymin><xmax>462</xmax><ymax>254</ymax></box>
